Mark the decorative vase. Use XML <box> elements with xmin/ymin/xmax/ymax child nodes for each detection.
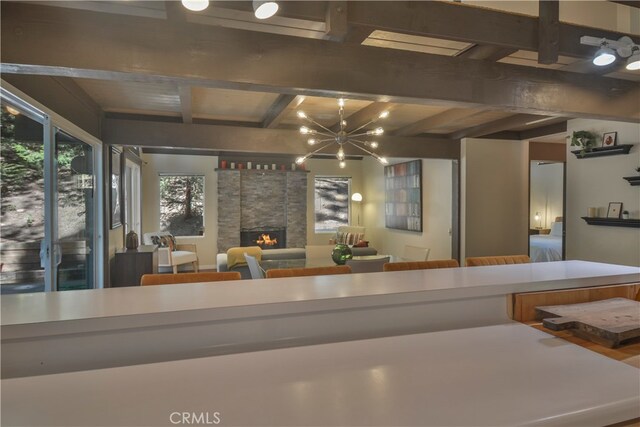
<box><xmin>622</xmin><ymin>212</ymin><xmax>629</xmax><ymax>220</ymax></box>
<box><xmin>125</xmin><ymin>230</ymin><xmax>139</xmax><ymax>250</ymax></box>
<box><xmin>332</xmin><ymin>244</ymin><xmax>353</xmax><ymax>265</ymax></box>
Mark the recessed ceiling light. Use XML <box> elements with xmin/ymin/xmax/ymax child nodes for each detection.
<box><xmin>5</xmin><ymin>106</ymin><xmax>20</xmax><ymax>115</ymax></box>
<box><xmin>181</xmin><ymin>0</ymin><xmax>209</xmax><ymax>12</ymax></box>
<box><xmin>253</xmin><ymin>1</ymin><xmax>278</xmax><ymax>19</ymax></box>
<box><xmin>626</xmin><ymin>50</ymin><xmax>640</xmax><ymax>71</ymax></box>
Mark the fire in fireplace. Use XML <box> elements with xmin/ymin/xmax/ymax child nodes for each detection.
<box><xmin>240</xmin><ymin>228</ymin><xmax>286</xmax><ymax>249</ymax></box>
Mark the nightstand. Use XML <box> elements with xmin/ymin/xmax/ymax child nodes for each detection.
<box><xmin>113</xmin><ymin>245</ymin><xmax>158</xmax><ymax>287</ymax></box>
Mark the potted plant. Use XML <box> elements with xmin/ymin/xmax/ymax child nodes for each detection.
<box><xmin>622</xmin><ymin>210</ymin><xmax>630</xmax><ymax>220</ymax></box>
<box><xmin>569</xmin><ymin>130</ymin><xmax>597</xmax><ymax>156</ymax></box>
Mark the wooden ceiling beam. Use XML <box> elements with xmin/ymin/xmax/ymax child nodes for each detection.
<box><xmin>261</xmin><ymin>94</ymin><xmax>300</xmax><ymax>129</ymax></box>
<box><xmin>102</xmin><ymin>118</ymin><xmax>460</xmax><ymax>160</ymax></box>
<box><xmin>325</xmin><ymin>1</ymin><xmax>348</xmax><ymax>42</ymax></box>
<box><xmin>346</xmin><ymin>1</ymin><xmax>640</xmax><ymax>59</ymax></box>
<box><xmin>394</xmin><ymin>108</ymin><xmax>487</xmax><ymax>137</ymax></box>
<box><xmin>2</xmin><ymin>3</ymin><xmax>638</xmax><ymax>122</ymax></box>
<box><xmin>450</xmin><ymin>114</ymin><xmax>548</xmax><ymax>139</ymax></box>
<box><xmin>455</xmin><ymin>45</ymin><xmax>518</xmax><ymax>62</ymax></box>
<box><xmin>607</xmin><ymin>1</ymin><xmax>640</xmax><ymax>8</ymax></box>
<box><xmin>178</xmin><ymin>85</ymin><xmax>193</xmax><ymax>124</ymax></box>
<box><xmin>538</xmin><ymin>0</ymin><xmax>559</xmax><ymax>65</ymax></box>
<box><xmin>329</xmin><ymin>102</ymin><xmax>392</xmax><ymax>133</ymax></box>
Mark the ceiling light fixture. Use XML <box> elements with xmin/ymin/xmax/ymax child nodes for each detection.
<box><xmin>626</xmin><ymin>47</ymin><xmax>640</xmax><ymax>71</ymax></box>
<box><xmin>295</xmin><ymin>99</ymin><xmax>389</xmax><ymax>169</ymax></box>
<box><xmin>253</xmin><ymin>0</ymin><xmax>279</xmax><ymax>19</ymax></box>
<box><xmin>580</xmin><ymin>35</ymin><xmax>639</xmax><ymax>68</ymax></box>
<box><xmin>5</xmin><ymin>106</ymin><xmax>20</xmax><ymax>116</ymax></box>
<box><xmin>181</xmin><ymin>0</ymin><xmax>209</xmax><ymax>12</ymax></box>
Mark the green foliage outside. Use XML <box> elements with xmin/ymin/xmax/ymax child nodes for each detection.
<box><xmin>160</xmin><ymin>175</ymin><xmax>204</xmax><ymax>236</ymax></box>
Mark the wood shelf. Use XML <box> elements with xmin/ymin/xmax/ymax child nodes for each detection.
<box><xmin>581</xmin><ymin>217</ymin><xmax>640</xmax><ymax>228</ymax></box>
<box><xmin>623</xmin><ymin>176</ymin><xmax>640</xmax><ymax>186</ymax></box>
<box><xmin>571</xmin><ymin>144</ymin><xmax>633</xmax><ymax>159</ymax></box>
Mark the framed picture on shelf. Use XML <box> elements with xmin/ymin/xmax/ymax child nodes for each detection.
<box><xmin>384</xmin><ymin>159</ymin><xmax>422</xmax><ymax>232</ymax></box>
<box><xmin>606</xmin><ymin>202</ymin><xmax>622</xmax><ymax>219</ymax></box>
<box><xmin>110</xmin><ymin>146</ymin><xmax>122</xmax><ymax>229</ymax></box>
<box><xmin>602</xmin><ymin>131</ymin><xmax>617</xmax><ymax>147</ymax></box>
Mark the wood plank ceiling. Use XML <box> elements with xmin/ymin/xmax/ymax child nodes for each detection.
<box><xmin>2</xmin><ymin>1</ymin><xmax>639</xmax><ymax>158</ymax></box>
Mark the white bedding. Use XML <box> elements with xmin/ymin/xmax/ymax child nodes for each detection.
<box><xmin>530</xmin><ymin>235</ymin><xmax>563</xmax><ymax>262</ymax></box>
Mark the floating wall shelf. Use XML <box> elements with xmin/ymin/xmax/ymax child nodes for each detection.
<box><xmin>571</xmin><ymin>144</ymin><xmax>633</xmax><ymax>159</ymax></box>
<box><xmin>581</xmin><ymin>217</ymin><xmax>640</xmax><ymax>228</ymax></box>
<box><xmin>623</xmin><ymin>176</ymin><xmax>640</xmax><ymax>186</ymax></box>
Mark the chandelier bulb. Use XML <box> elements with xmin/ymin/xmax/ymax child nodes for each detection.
<box><xmin>337</xmin><ymin>148</ymin><xmax>345</xmax><ymax>161</ymax></box>
<box><xmin>295</xmin><ymin>156</ymin><xmax>306</xmax><ymax>165</ymax></box>
<box><xmin>374</xmin><ymin>127</ymin><xmax>384</xmax><ymax>135</ymax></box>
<box><xmin>338</xmin><ymin>98</ymin><xmax>345</xmax><ymax>107</ymax></box>
<box><xmin>378</xmin><ymin>157</ymin><xmax>388</xmax><ymax>165</ymax></box>
<box><xmin>307</xmin><ymin>138</ymin><xmax>316</xmax><ymax>145</ymax></box>
<box><xmin>341</xmin><ymin>120</ymin><xmax>347</xmax><ymax>127</ymax></box>
<box><xmin>300</xmin><ymin>126</ymin><xmax>311</xmax><ymax>134</ymax></box>
<box><xmin>297</xmin><ymin>111</ymin><xmax>307</xmax><ymax>119</ymax></box>
<box><xmin>369</xmin><ymin>141</ymin><xmax>378</xmax><ymax>149</ymax></box>
<box><xmin>378</xmin><ymin>111</ymin><xmax>389</xmax><ymax>119</ymax></box>
<box><xmin>339</xmin><ymin>161</ymin><xmax>346</xmax><ymax>169</ymax></box>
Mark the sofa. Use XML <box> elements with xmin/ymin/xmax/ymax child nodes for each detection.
<box><xmin>217</xmin><ymin>246</ymin><xmax>377</xmax><ymax>279</ymax></box>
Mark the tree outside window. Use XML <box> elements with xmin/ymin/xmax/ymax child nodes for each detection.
<box><xmin>159</xmin><ymin>175</ymin><xmax>204</xmax><ymax>236</ymax></box>
<box><xmin>314</xmin><ymin>177</ymin><xmax>350</xmax><ymax>233</ymax></box>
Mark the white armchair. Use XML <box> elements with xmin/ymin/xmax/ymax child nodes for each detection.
<box><xmin>143</xmin><ymin>232</ymin><xmax>199</xmax><ymax>273</ymax></box>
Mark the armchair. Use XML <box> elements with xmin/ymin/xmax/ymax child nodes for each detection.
<box><xmin>143</xmin><ymin>232</ymin><xmax>199</xmax><ymax>273</ymax></box>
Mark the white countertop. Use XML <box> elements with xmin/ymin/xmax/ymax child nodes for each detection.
<box><xmin>2</xmin><ymin>322</ymin><xmax>638</xmax><ymax>426</ymax></box>
<box><xmin>2</xmin><ymin>261</ymin><xmax>638</xmax><ymax>329</ymax></box>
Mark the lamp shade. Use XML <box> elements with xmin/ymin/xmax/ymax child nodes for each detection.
<box><xmin>351</xmin><ymin>193</ymin><xmax>363</xmax><ymax>202</ymax></box>
<box><xmin>181</xmin><ymin>0</ymin><xmax>209</xmax><ymax>11</ymax></box>
<box><xmin>253</xmin><ymin>1</ymin><xmax>278</xmax><ymax>19</ymax></box>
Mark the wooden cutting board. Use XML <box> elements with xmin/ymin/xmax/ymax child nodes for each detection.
<box><xmin>536</xmin><ymin>298</ymin><xmax>640</xmax><ymax>348</ymax></box>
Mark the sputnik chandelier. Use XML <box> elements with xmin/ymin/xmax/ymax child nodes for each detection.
<box><xmin>295</xmin><ymin>98</ymin><xmax>389</xmax><ymax>169</ymax></box>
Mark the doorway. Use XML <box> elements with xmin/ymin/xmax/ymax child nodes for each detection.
<box><xmin>529</xmin><ymin>161</ymin><xmax>565</xmax><ymax>262</ymax></box>
<box><xmin>1</xmin><ymin>87</ymin><xmax>103</xmax><ymax>293</ymax></box>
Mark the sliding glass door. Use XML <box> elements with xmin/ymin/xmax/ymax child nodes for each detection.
<box><xmin>1</xmin><ymin>87</ymin><xmax>102</xmax><ymax>293</ymax></box>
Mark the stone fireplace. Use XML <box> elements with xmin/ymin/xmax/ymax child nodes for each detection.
<box><xmin>217</xmin><ymin>169</ymin><xmax>307</xmax><ymax>253</ymax></box>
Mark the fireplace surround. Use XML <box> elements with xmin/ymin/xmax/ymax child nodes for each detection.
<box><xmin>240</xmin><ymin>227</ymin><xmax>286</xmax><ymax>250</ymax></box>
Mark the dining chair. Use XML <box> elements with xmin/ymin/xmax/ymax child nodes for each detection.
<box><xmin>465</xmin><ymin>255</ymin><xmax>530</xmax><ymax>267</ymax></box>
<box><xmin>265</xmin><ymin>265</ymin><xmax>352</xmax><ymax>278</ymax></box>
<box><xmin>346</xmin><ymin>256</ymin><xmax>390</xmax><ymax>273</ymax></box>
<box><xmin>140</xmin><ymin>272</ymin><xmax>241</xmax><ymax>286</ymax></box>
<box><xmin>403</xmin><ymin>245</ymin><xmax>431</xmax><ymax>261</ymax></box>
<box><xmin>383</xmin><ymin>259</ymin><xmax>460</xmax><ymax>272</ymax></box>
<box><xmin>244</xmin><ymin>252</ymin><xmax>265</xmax><ymax>279</ymax></box>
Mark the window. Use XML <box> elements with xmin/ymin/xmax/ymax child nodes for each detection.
<box><xmin>314</xmin><ymin>177</ymin><xmax>351</xmax><ymax>233</ymax></box>
<box><xmin>159</xmin><ymin>175</ymin><xmax>204</xmax><ymax>236</ymax></box>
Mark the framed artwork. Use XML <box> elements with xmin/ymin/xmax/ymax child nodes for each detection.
<box><xmin>602</xmin><ymin>131</ymin><xmax>617</xmax><ymax>147</ymax></box>
<box><xmin>110</xmin><ymin>146</ymin><xmax>122</xmax><ymax>229</ymax></box>
<box><xmin>384</xmin><ymin>160</ymin><xmax>422</xmax><ymax>232</ymax></box>
<box><xmin>606</xmin><ymin>202</ymin><xmax>622</xmax><ymax>219</ymax></box>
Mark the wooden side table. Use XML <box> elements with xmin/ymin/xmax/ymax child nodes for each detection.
<box><xmin>112</xmin><ymin>245</ymin><xmax>158</xmax><ymax>287</ymax></box>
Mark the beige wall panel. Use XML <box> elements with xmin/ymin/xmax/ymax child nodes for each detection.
<box><xmin>461</xmin><ymin>138</ymin><xmax>529</xmax><ymax>260</ymax></box>
<box><xmin>565</xmin><ymin>118</ymin><xmax>640</xmax><ymax>266</ymax></box>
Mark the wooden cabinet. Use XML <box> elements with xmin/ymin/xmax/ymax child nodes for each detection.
<box><xmin>112</xmin><ymin>245</ymin><xmax>158</xmax><ymax>287</ymax></box>
<box><xmin>529</xmin><ymin>228</ymin><xmax>550</xmax><ymax>235</ymax></box>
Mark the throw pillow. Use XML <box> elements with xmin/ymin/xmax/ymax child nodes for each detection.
<box><xmin>353</xmin><ymin>240</ymin><xmax>369</xmax><ymax>248</ymax></box>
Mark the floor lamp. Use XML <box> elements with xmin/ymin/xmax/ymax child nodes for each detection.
<box><xmin>352</xmin><ymin>193</ymin><xmax>363</xmax><ymax>226</ymax></box>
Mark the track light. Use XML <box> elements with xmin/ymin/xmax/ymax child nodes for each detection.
<box><xmin>593</xmin><ymin>46</ymin><xmax>616</xmax><ymax>66</ymax></box>
<box><xmin>627</xmin><ymin>48</ymin><xmax>640</xmax><ymax>71</ymax></box>
<box><xmin>253</xmin><ymin>1</ymin><xmax>278</xmax><ymax>19</ymax></box>
<box><xmin>181</xmin><ymin>0</ymin><xmax>209</xmax><ymax>12</ymax></box>
<box><xmin>581</xmin><ymin>35</ymin><xmax>640</xmax><ymax>69</ymax></box>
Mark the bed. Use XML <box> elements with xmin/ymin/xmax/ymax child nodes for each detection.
<box><xmin>530</xmin><ymin>220</ymin><xmax>563</xmax><ymax>262</ymax></box>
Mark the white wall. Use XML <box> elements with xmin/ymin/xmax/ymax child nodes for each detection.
<box><xmin>461</xmin><ymin>138</ymin><xmax>529</xmax><ymax>260</ymax></box>
<box><xmin>141</xmin><ymin>153</ymin><xmax>219</xmax><ymax>269</ymax></box>
<box><xmin>305</xmin><ymin>158</ymin><xmax>363</xmax><ymax>245</ymax></box>
<box><xmin>361</xmin><ymin>157</ymin><xmax>453</xmax><ymax>260</ymax></box>
<box><xmin>530</xmin><ymin>162</ymin><xmax>564</xmax><ymax>229</ymax></box>
<box><xmin>566</xmin><ymin>119</ymin><xmax>640</xmax><ymax>266</ymax></box>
